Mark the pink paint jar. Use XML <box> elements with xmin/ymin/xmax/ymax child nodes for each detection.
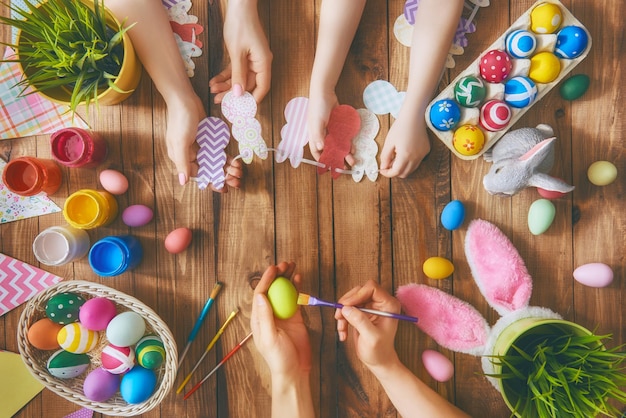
<box><xmin>1</xmin><ymin>156</ymin><xmax>62</xmax><ymax>196</ymax></box>
<box><xmin>50</xmin><ymin>127</ymin><xmax>108</xmax><ymax>168</ymax></box>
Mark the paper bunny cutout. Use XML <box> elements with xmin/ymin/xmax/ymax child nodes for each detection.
<box><xmin>363</xmin><ymin>80</ymin><xmax>406</xmax><ymax>119</ymax></box>
<box><xmin>351</xmin><ymin>109</ymin><xmax>380</xmax><ymax>182</ymax></box>
<box><xmin>277</xmin><ymin>97</ymin><xmax>309</xmax><ymax>168</ymax></box>
<box><xmin>221</xmin><ymin>91</ymin><xmax>268</xmax><ymax>164</ymax></box>
<box><xmin>396</xmin><ymin>219</ymin><xmax>561</xmax><ymax>390</ymax></box>
<box><xmin>318</xmin><ymin>105</ymin><xmax>361</xmax><ymax>179</ymax></box>
<box><xmin>195</xmin><ymin>117</ymin><xmax>229</xmax><ymax>190</ymax></box>
<box><xmin>482</xmin><ymin>124</ymin><xmax>575</xmax><ymax>196</ymax></box>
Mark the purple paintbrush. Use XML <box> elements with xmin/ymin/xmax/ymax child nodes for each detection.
<box><xmin>297</xmin><ymin>293</ymin><xmax>418</xmax><ymax>323</ymax></box>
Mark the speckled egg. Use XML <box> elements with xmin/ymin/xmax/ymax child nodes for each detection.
<box><xmin>440</xmin><ymin>200</ymin><xmax>465</xmax><ymax>231</ymax></box>
<box><xmin>422</xmin><ymin>257</ymin><xmax>455</xmax><ymax>280</ymax></box>
<box><xmin>267</xmin><ymin>276</ymin><xmax>298</xmax><ymax>320</ymax></box>
<box><xmin>422</xmin><ymin>349</ymin><xmax>454</xmax><ymax>382</ymax></box>
<box><xmin>136</xmin><ymin>335</ymin><xmax>166</xmax><ymax>369</ymax></box>
<box><xmin>45</xmin><ymin>292</ymin><xmax>85</xmax><ymax>325</ymax></box>
<box><xmin>46</xmin><ymin>349</ymin><xmax>90</xmax><ymax>379</ymax></box>
<box><xmin>102</xmin><ymin>344</ymin><xmax>135</xmax><ymax>374</ymax></box>
<box><xmin>529</xmin><ymin>52</ymin><xmax>561</xmax><ymax>84</ymax></box>
<box><xmin>573</xmin><ymin>263</ymin><xmax>614</xmax><ymax>288</ymax></box>
<box><xmin>79</xmin><ymin>297</ymin><xmax>117</xmax><ymax>331</ymax></box>
<box><xmin>99</xmin><ymin>169</ymin><xmax>129</xmax><ymax>195</ymax></box>
<box><xmin>587</xmin><ymin>161</ymin><xmax>618</xmax><ymax>186</ymax></box>
<box><xmin>530</xmin><ymin>2</ymin><xmax>562</xmax><ymax>34</ymax></box>
<box><xmin>122</xmin><ymin>204</ymin><xmax>154</xmax><ymax>228</ymax></box>
<box><xmin>106</xmin><ymin>311</ymin><xmax>146</xmax><ymax>347</ymax></box>
<box><xmin>527</xmin><ymin>199</ymin><xmax>556</xmax><ymax>235</ymax></box>
<box><xmin>120</xmin><ymin>366</ymin><xmax>157</xmax><ymax>404</ymax></box>
<box><xmin>428</xmin><ymin>99</ymin><xmax>461</xmax><ymax>131</ymax></box>
<box><xmin>555</xmin><ymin>25</ymin><xmax>589</xmax><ymax>59</ymax></box>
<box><xmin>504</xmin><ymin>76</ymin><xmax>537</xmax><ymax>108</ymax></box>
<box><xmin>480</xmin><ymin>100</ymin><xmax>512</xmax><ymax>131</ymax></box>
<box><xmin>27</xmin><ymin>318</ymin><xmax>63</xmax><ymax>350</ymax></box>
<box><xmin>83</xmin><ymin>368</ymin><xmax>120</xmax><ymax>402</ymax></box>
<box><xmin>454</xmin><ymin>76</ymin><xmax>487</xmax><ymax>107</ymax></box>
<box><xmin>452</xmin><ymin>125</ymin><xmax>485</xmax><ymax>156</ymax></box>
<box><xmin>479</xmin><ymin>50</ymin><xmax>512</xmax><ymax>83</ymax></box>
<box><xmin>57</xmin><ymin>322</ymin><xmax>100</xmax><ymax>353</ymax></box>
<box><xmin>505</xmin><ymin>29</ymin><xmax>537</xmax><ymax>59</ymax></box>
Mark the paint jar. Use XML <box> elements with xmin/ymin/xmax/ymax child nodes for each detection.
<box><xmin>1</xmin><ymin>156</ymin><xmax>62</xmax><ymax>196</ymax></box>
<box><xmin>32</xmin><ymin>225</ymin><xmax>90</xmax><ymax>266</ymax></box>
<box><xmin>88</xmin><ymin>235</ymin><xmax>143</xmax><ymax>277</ymax></box>
<box><xmin>63</xmin><ymin>189</ymin><xmax>118</xmax><ymax>229</ymax></box>
<box><xmin>50</xmin><ymin>127</ymin><xmax>108</xmax><ymax>168</ymax></box>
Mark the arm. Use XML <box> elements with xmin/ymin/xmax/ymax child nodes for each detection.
<box><xmin>307</xmin><ymin>0</ymin><xmax>367</xmax><ymax>161</ymax></box>
<box><xmin>250</xmin><ymin>262</ymin><xmax>315</xmax><ymax>418</ymax></box>
<box><xmin>380</xmin><ymin>0</ymin><xmax>464</xmax><ymax>178</ymax></box>
<box><xmin>336</xmin><ymin>280</ymin><xmax>469</xmax><ymax>418</ymax></box>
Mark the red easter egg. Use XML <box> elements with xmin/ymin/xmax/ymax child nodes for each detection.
<box><xmin>101</xmin><ymin>344</ymin><xmax>135</xmax><ymax>374</ymax></box>
<box><xmin>480</xmin><ymin>100</ymin><xmax>512</xmax><ymax>131</ymax></box>
<box><xmin>479</xmin><ymin>50</ymin><xmax>512</xmax><ymax>83</ymax></box>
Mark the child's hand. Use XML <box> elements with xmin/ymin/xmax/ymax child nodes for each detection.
<box><xmin>306</xmin><ymin>90</ymin><xmax>338</xmax><ymax>161</ymax></box>
<box><xmin>209</xmin><ymin>1</ymin><xmax>272</xmax><ymax>104</ymax></box>
<box><xmin>379</xmin><ymin>112</ymin><xmax>431</xmax><ymax>178</ymax></box>
<box><xmin>335</xmin><ymin>280</ymin><xmax>400</xmax><ymax>371</ymax></box>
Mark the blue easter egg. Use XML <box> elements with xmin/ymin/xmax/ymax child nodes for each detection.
<box><xmin>441</xmin><ymin>200</ymin><xmax>465</xmax><ymax>230</ymax></box>
<box><xmin>504</xmin><ymin>76</ymin><xmax>537</xmax><ymax>108</ymax></box>
<box><xmin>120</xmin><ymin>366</ymin><xmax>157</xmax><ymax>404</ymax></box>
<box><xmin>429</xmin><ymin>99</ymin><xmax>461</xmax><ymax>131</ymax></box>
<box><xmin>555</xmin><ymin>26</ymin><xmax>589</xmax><ymax>59</ymax></box>
<box><xmin>505</xmin><ymin>30</ymin><xmax>537</xmax><ymax>59</ymax></box>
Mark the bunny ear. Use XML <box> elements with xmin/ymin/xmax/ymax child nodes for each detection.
<box><xmin>518</xmin><ymin>137</ymin><xmax>555</xmax><ymax>162</ymax></box>
<box><xmin>527</xmin><ymin>173</ymin><xmax>575</xmax><ymax>193</ymax></box>
<box><xmin>465</xmin><ymin>219</ymin><xmax>532</xmax><ymax>316</ymax></box>
<box><xmin>396</xmin><ymin>284</ymin><xmax>489</xmax><ymax>355</ymax></box>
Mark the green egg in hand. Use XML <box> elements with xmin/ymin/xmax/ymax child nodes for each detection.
<box><xmin>267</xmin><ymin>277</ymin><xmax>298</xmax><ymax>319</ymax></box>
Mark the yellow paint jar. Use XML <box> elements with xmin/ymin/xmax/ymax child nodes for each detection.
<box><xmin>63</xmin><ymin>189</ymin><xmax>118</xmax><ymax>229</ymax></box>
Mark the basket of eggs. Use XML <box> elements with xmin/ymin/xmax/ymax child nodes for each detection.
<box><xmin>16</xmin><ymin>280</ymin><xmax>178</xmax><ymax>416</ymax></box>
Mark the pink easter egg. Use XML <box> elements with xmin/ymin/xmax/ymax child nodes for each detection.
<box><xmin>101</xmin><ymin>344</ymin><xmax>135</xmax><ymax>374</ymax></box>
<box><xmin>480</xmin><ymin>100</ymin><xmax>512</xmax><ymax>131</ymax></box>
<box><xmin>422</xmin><ymin>349</ymin><xmax>454</xmax><ymax>382</ymax></box>
<box><xmin>573</xmin><ymin>263</ymin><xmax>614</xmax><ymax>288</ymax></box>
<box><xmin>79</xmin><ymin>297</ymin><xmax>117</xmax><ymax>331</ymax></box>
<box><xmin>479</xmin><ymin>50</ymin><xmax>513</xmax><ymax>83</ymax></box>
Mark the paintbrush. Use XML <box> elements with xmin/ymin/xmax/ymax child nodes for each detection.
<box><xmin>297</xmin><ymin>293</ymin><xmax>418</xmax><ymax>323</ymax></box>
<box><xmin>183</xmin><ymin>332</ymin><xmax>253</xmax><ymax>400</ymax></box>
<box><xmin>177</xmin><ymin>282</ymin><xmax>223</xmax><ymax>369</ymax></box>
<box><xmin>176</xmin><ymin>308</ymin><xmax>239</xmax><ymax>394</ymax></box>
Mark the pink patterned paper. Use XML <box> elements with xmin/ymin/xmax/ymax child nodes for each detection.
<box><xmin>0</xmin><ymin>252</ymin><xmax>63</xmax><ymax>316</ymax></box>
<box><xmin>277</xmin><ymin>97</ymin><xmax>309</xmax><ymax>167</ymax></box>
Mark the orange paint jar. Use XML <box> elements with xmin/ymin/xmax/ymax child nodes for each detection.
<box><xmin>63</xmin><ymin>189</ymin><xmax>118</xmax><ymax>229</ymax></box>
<box><xmin>2</xmin><ymin>156</ymin><xmax>62</xmax><ymax>196</ymax></box>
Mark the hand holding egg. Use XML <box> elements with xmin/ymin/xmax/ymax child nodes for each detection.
<box><xmin>267</xmin><ymin>277</ymin><xmax>298</xmax><ymax>319</ymax></box>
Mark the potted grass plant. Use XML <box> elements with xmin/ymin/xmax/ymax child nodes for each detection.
<box><xmin>488</xmin><ymin>319</ymin><xmax>626</xmax><ymax>418</ymax></box>
<box><xmin>0</xmin><ymin>0</ymin><xmax>141</xmax><ymax>112</ymax></box>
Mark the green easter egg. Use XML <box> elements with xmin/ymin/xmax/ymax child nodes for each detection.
<box><xmin>559</xmin><ymin>74</ymin><xmax>590</xmax><ymax>101</ymax></box>
<box><xmin>267</xmin><ymin>277</ymin><xmax>298</xmax><ymax>319</ymax></box>
<box><xmin>47</xmin><ymin>349</ymin><xmax>90</xmax><ymax>379</ymax></box>
<box><xmin>45</xmin><ymin>292</ymin><xmax>85</xmax><ymax>325</ymax></box>
<box><xmin>136</xmin><ymin>335</ymin><xmax>166</xmax><ymax>369</ymax></box>
<box><xmin>527</xmin><ymin>199</ymin><xmax>556</xmax><ymax>235</ymax></box>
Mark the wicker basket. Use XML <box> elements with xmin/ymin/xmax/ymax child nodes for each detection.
<box><xmin>17</xmin><ymin>280</ymin><xmax>178</xmax><ymax>416</ymax></box>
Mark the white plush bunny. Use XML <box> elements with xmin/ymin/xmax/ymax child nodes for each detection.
<box><xmin>396</xmin><ymin>219</ymin><xmax>561</xmax><ymax>390</ymax></box>
<box><xmin>482</xmin><ymin>124</ymin><xmax>575</xmax><ymax>196</ymax></box>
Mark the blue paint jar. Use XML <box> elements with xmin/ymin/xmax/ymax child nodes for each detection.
<box><xmin>89</xmin><ymin>235</ymin><xmax>143</xmax><ymax>277</ymax></box>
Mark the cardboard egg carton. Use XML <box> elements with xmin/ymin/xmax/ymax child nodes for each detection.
<box><xmin>425</xmin><ymin>0</ymin><xmax>591</xmax><ymax>160</ymax></box>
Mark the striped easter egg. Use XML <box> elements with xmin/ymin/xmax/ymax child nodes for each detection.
<box><xmin>505</xmin><ymin>30</ymin><xmax>537</xmax><ymax>59</ymax></box>
<box><xmin>47</xmin><ymin>349</ymin><xmax>90</xmax><ymax>379</ymax></box>
<box><xmin>136</xmin><ymin>335</ymin><xmax>166</xmax><ymax>369</ymax></box>
<box><xmin>57</xmin><ymin>323</ymin><xmax>100</xmax><ymax>353</ymax></box>
<box><xmin>504</xmin><ymin>76</ymin><xmax>537</xmax><ymax>108</ymax></box>
<box><xmin>480</xmin><ymin>100</ymin><xmax>512</xmax><ymax>131</ymax></box>
<box><xmin>101</xmin><ymin>344</ymin><xmax>135</xmax><ymax>374</ymax></box>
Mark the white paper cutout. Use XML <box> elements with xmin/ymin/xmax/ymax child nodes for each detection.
<box><xmin>351</xmin><ymin>109</ymin><xmax>380</xmax><ymax>182</ymax></box>
<box><xmin>363</xmin><ymin>80</ymin><xmax>406</xmax><ymax>118</ymax></box>
<box><xmin>221</xmin><ymin>91</ymin><xmax>268</xmax><ymax>164</ymax></box>
<box><xmin>277</xmin><ymin>97</ymin><xmax>309</xmax><ymax>168</ymax></box>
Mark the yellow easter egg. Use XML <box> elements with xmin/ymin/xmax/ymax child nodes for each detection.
<box><xmin>453</xmin><ymin>125</ymin><xmax>485</xmax><ymax>156</ymax></box>
<box><xmin>529</xmin><ymin>52</ymin><xmax>561</xmax><ymax>84</ymax></box>
<box><xmin>423</xmin><ymin>257</ymin><xmax>455</xmax><ymax>280</ymax></box>
<box><xmin>267</xmin><ymin>277</ymin><xmax>298</xmax><ymax>319</ymax></box>
<box><xmin>587</xmin><ymin>161</ymin><xmax>618</xmax><ymax>186</ymax></box>
<box><xmin>530</xmin><ymin>3</ymin><xmax>562</xmax><ymax>34</ymax></box>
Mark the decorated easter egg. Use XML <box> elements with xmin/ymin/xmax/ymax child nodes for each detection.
<box><xmin>267</xmin><ymin>276</ymin><xmax>298</xmax><ymax>320</ymax></box>
<box><xmin>479</xmin><ymin>100</ymin><xmax>512</xmax><ymax>132</ymax></box>
<box><xmin>587</xmin><ymin>161</ymin><xmax>617</xmax><ymax>186</ymax></box>
<box><xmin>47</xmin><ymin>349</ymin><xmax>90</xmax><ymax>379</ymax></box>
<box><xmin>27</xmin><ymin>318</ymin><xmax>63</xmax><ymax>350</ymax></box>
<box><xmin>440</xmin><ymin>200</ymin><xmax>465</xmax><ymax>231</ymax></box>
<box><xmin>454</xmin><ymin>76</ymin><xmax>486</xmax><ymax>108</ymax></box>
<box><xmin>83</xmin><ymin>367</ymin><xmax>120</xmax><ymax>402</ymax></box>
<box><xmin>527</xmin><ymin>199</ymin><xmax>555</xmax><ymax>235</ymax></box>
<box><xmin>120</xmin><ymin>366</ymin><xmax>157</xmax><ymax>404</ymax></box>
<box><xmin>573</xmin><ymin>263</ymin><xmax>614</xmax><ymax>288</ymax></box>
<box><xmin>422</xmin><ymin>349</ymin><xmax>454</xmax><ymax>382</ymax></box>
<box><xmin>102</xmin><ymin>344</ymin><xmax>135</xmax><ymax>374</ymax></box>
<box><xmin>122</xmin><ymin>204</ymin><xmax>154</xmax><ymax>228</ymax></box>
<box><xmin>452</xmin><ymin>125</ymin><xmax>485</xmax><ymax>156</ymax></box>
<box><xmin>422</xmin><ymin>257</ymin><xmax>454</xmax><ymax>280</ymax></box>
<box><xmin>555</xmin><ymin>26</ymin><xmax>589</xmax><ymax>59</ymax></box>
<box><xmin>504</xmin><ymin>76</ymin><xmax>537</xmax><ymax>108</ymax></box>
<box><xmin>529</xmin><ymin>52</ymin><xmax>561</xmax><ymax>84</ymax></box>
<box><xmin>164</xmin><ymin>227</ymin><xmax>193</xmax><ymax>254</ymax></box>
<box><xmin>559</xmin><ymin>74</ymin><xmax>590</xmax><ymax>101</ymax></box>
<box><xmin>45</xmin><ymin>292</ymin><xmax>85</xmax><ymax>325</ymax></box>
<box><xmin>99</xmin><ymin>169</ymin><xmax>129</xmax><ymax>195</ymax></box>
<box><xmin>136</xmin><ymin>335</ymin><xmax>166</xmax><ymax>369</ymax></box>
<box><xmin>79</xmin><ymin>297</ymin><xmax>117</xmax><ymax>331</ymax></box>
<box><xmin>505</xmin><ymin>29</ymin><xmax>537</xmax><ymax>59</ymax></box>
<box><xmin>479</xmin><ymin>49</ymin><xmax>512</xmax><ymax>83</ymax></box>
<box><xmin>428</xmin><ymin>99</ymin><xmax>461</xmax><ymax>131</ymax></box>
<box><xmin>57</xmin><ymin>322</ymin><xmax>100</xmax><ymax>353</ymax></box>
<box><xmin>106</xmin><ymin>311</ymin><xmax>146</xmax><ymax>347</ymax></box>
<box><xmin>530</xmin><ymin>2</ymin><xmax>562</xmax><ymax>34</ymax></box>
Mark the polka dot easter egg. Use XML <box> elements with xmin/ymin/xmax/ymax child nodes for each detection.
<box><xmin>57</xmin><ymin>322</ymin><xmax>100</xmax><ymax>353</ymax></box>
<box><xmin>504</xmin><ymin>76</ymin><xmax>537</xmax><ymax>108</ymax></box>
<box><xmin>47</xmin><ymin>349</ymin><xmax>90</xmax><ymax>379</ymax></box>
<box><xmin>555</xmin><ymin>26</ymin><xmax>589</xmax><ymax>59</ymax></box>
<box><xmin>428</xmin><ymin>99</ymin><xmax>461</xmax><ymax>131</ymax></box>
<box><xmin>454</xmin><ymin>76</ymin><xmax>486</xmax><ymax>108</ymax></box>
<box><xmin>479</xmin><ymin>50</ymin><xmax>512</xmax><ymax>83</ymax></box>
<box><xmin>480</xmin><ymin>100</ymin><xmax>512</xmax><ymax>132</ymax></box>
<box><xmin>530</xmin><ymin>2</ymin><xmax>562</xmax><ymax>34</ymax></box>
<box><xmin>453</xmin><ymin>125</ymin><xmax>485</xmax><ymax>156</ymax></box>
<box><xmin>505</xmin><ymin>29</ymin><xmax>537</xmax><ymax>59</ymax></box>
<box><xmin>45</xmin><ymin>292</ymin><xmax>85</xmax><ymax>325</ymax></box>
<box><xmin>136</xmin><ymin>335</ymin><xmax>166</xmax><ymax>369</ymax></box>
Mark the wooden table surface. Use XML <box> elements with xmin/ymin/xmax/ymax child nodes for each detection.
<box><xmin>2</xmin><ymin>0</ymin><xmax>624</xmax><ymax>417</ymax></box>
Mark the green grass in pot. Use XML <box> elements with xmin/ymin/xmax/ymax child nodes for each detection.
<box><xmin>488</xmin><ymin>331</ymin><xmax>626</xmax><ymax>418</ymax></box>
<box><xmin>0</xmin><ymin>0</ymin><xmax>133</xmax><ymax>112</ymax></box>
